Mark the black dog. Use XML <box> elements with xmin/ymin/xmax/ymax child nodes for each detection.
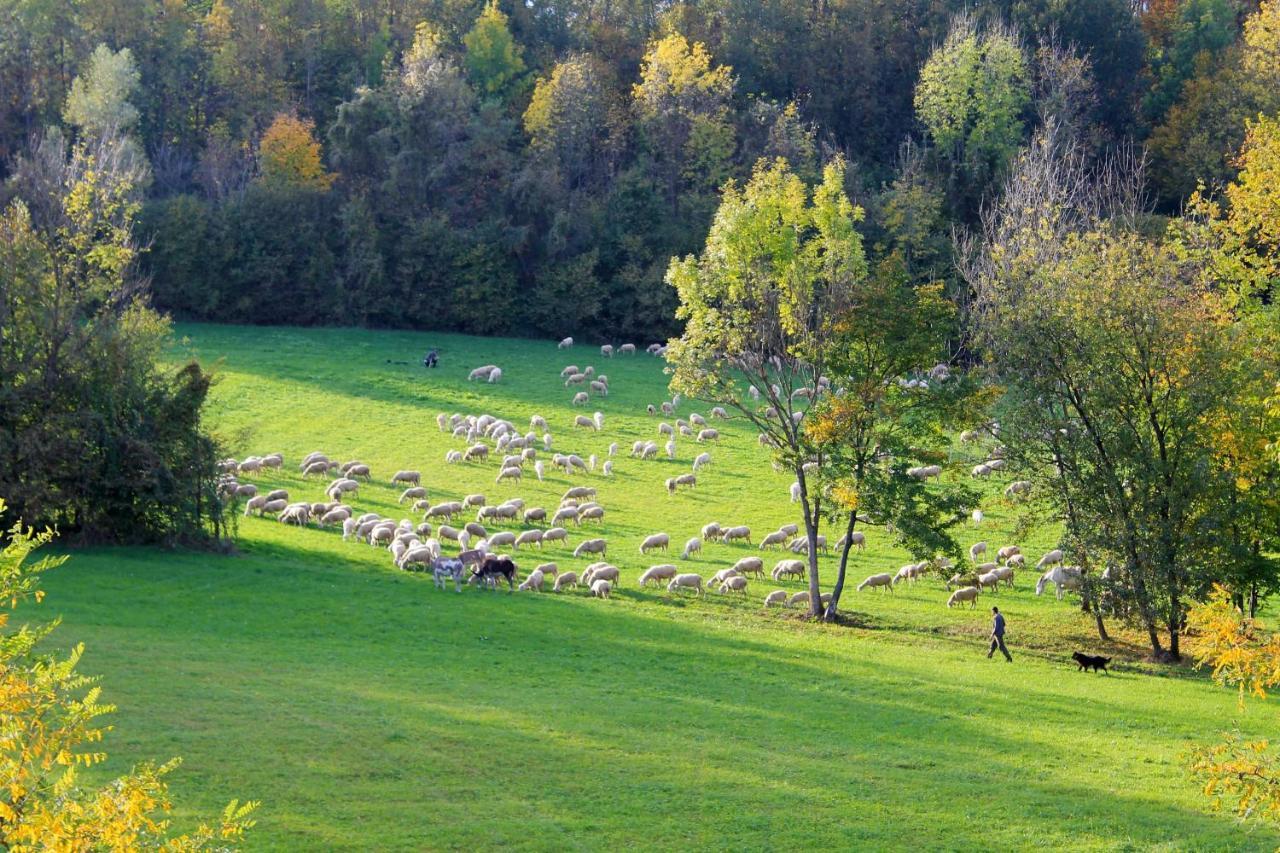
<box><xmin>1072</xmin><ymin>651</ymin><xmax>1111</xmax><ymax>673</ymax></box>
<box><xmin>471</xmin><ymin>555</ymin><xmax>517</xmax><ymax>591</ymax></box>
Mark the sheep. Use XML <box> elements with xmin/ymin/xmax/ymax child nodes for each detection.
<box><xmin>681</xmin><ymin>537</ymin><xmax>702</xmax><ymax>559</ymax></box>
<box><xmin>907</xmin><ymin>464</ymin><xmax>943</xmax><ymax>479</ymax></box>
<box><xmin>574</xmin><ymin>414</ymin><xmax>598</xmax><ymax>431</ymax></box>
<box><xmin>733</xmin><ymin>557</ymin><xmax>766</xmax><ymax>579</ymax></box>
<box><xmin>971</xmin><ymin>464</ymin><xmax>992</xmax><ymax>478</ymax></box>
<box><xmin>463</xmin><ymin>444</ymin><xmax>490</xmax><ymax>462</ymax></box>
<box><xmin>590</xmin><ymin>380</ymin><xmax>608</xmax><ymax>396</ymax></box>
<box><xmin>243</xmin><ymin>495</ymin><xmax>267</xmax><ymax>516</ymax></box>
<box><xmin>234</xmin><ymin>483</ymin><xmax>258</xmax><ymax>499</ymax></box>
<box><xmin>640</xmin><ymin>442</ymin><xmax>659</xmax><ymax>460</ymax></box>
<box><xmin>465</xmin><ymin>522</ymin><xmax>487</xmax><ymax>538</ymax></box>
<box><xmin>607</xmin><ymin>442</ymin><xmax>618</xmax><ymax>458</ymax></box>
<box><xmin>342</xmin><ymin>517</ymin><xmax>359</xmax><ymax>541</ymax></box>
<box><xmin>464</xmin><ymin>494</ymin><xmax>487</xmax><ymax>508</ymax></box>
<box><xmin>661</xmin><ymin>402</ymin><xmax>674</xmax><ymax>415</ymax></box>
<box><xmin>573</xmin><ymin>538</ymin><xmax>608</xmax><ymax>558</ymax></box>
<box><xmin>514</xmin><ymin>530</ymin><xmax>543</xmax><ymax>549</ymax></box>
<box><xmin>237</xmin><ymin>458</ymin><xmax>263</xmax><ymax>475</ymax></box>
<box><xmin>701</xmin><ymin>522</ymin><xmax>723</xmax><ymax>541</ymax></box>
<box><xmin>436</xmin><ymin>525</ymin><xmax>461</xmax><ymax>542</ymax></box>
<box><xmin>572</xmin><ymin>392</ymin><xmax>589</xmax><ymax>405</ymax></box>
<box><xmin>523</xmin><ymin>507</ymin><xmax>547</xmax><ymax>525</ymax></box>
<box><xmin>647</xmin><ymin>404</ymin><xmax>657</xmax><ymax>415</ymax></box>
<box><xmin>764</xmin><ymin>589</ymin><xmax>788</xmax><ymax>607</ymax></box>
<box><xmin>1005</xmin><ymin>480</ymin><xmax>1032</xmax><ymax>498</ymax></box>
<box><xmin>261</xmin><ymin>453</ymin><xmax>283</xmax><ymax>469</ymax></box>
<box><xmin>987</xmin><ymin>458</ymin><xmax>1007</xmax><ymax>471</ymax></box>
<box><xmin>993</xmin><ymin>565</ymin><xmax>1016</xmax><ymax>588</ymax></box>
<box><xmin>787</xmin><ymin>591</ymin><xmax>811</xmax><ymax>607</ymax></box>
<box><xmin>583</xmin><ymin>564</ymin><xmax>620</xmax><ymax>586</ymax></box>
<box><xmin>399</xmin><ymin>486</ymin><xmax>427</xmax><ymax>504</ymax></box>
<box><xmin>601</xmin><ymin>461</ymin><xmax>613</xmax><ymax>476</ymax></box>
<box><xmin>591</xmin><ymin>579</ymin><xmax>613</xmax><ymax>599</ymax></box>
<box><xmin>666</xmin><ymin>573</ymin><xmax>704</xmax><ymax>596</ymax></box>
<box><xmin>619</xmin><ymin>343</ymin><xmax>636</xmax><ymax>355</ymax></box>
<box><xmin>893</xmin><ymin>562</ymin><xmax>928</xmax><ymax>585</ymax></box>
<box><xmin>977</xmin><ymin>571</ymin><xmax>1001</xmax><ymax>592</ymax></box>
<box><xmin>593</xmin><ymin>412</ymin><xmax>605</xmax><ymax>430</ymax></box>
<box><xmin>601</xmin><ymin>344</ymin><xmax>614</xmax><ymax>358</ymax></box>
<box><xmin>696</xmin><ymin>428</ymin><xmax>719</xmax><ymax>443</ymax></box>
<box><xmin>969</xmin><ymin>541</ymin><xmax>987</xmax><ymax>561</ymax></box>
<box><xmin>674</xmin><ymin>473</ymin><xmax>697</xmax><ymax>490</ymax></box>
<box><xmin>320</xmin><ymin>508</ymin><xmax>351</xmax><ymax>527</ymax></box>
<box><xmin>693</xmin><ymin>452</ymin><xmax>712</xmax><ymax>471</ymax></box>
<box><xmin>558</xmin><ymin>337</ymin><xmax>574</xmax><ymax>349</ymax></box>
<box><xmin>300</xmin><ymin>451</ymin><xmax>328</xmax><ymax>469</ymax></box>
<box><xmin>640</xmin><ymin>533</ymin><xmax>670</xmax><ymax>554</ymax></box>
<box><xmin>543</xmin><ymin>527</ymin><xmax>569</xmax><ymax>546</ymax></box>
<box><xmin>425</xmin><ymin>503</ymin><xmax>462</xmax><ymax>521</ymax></box>
<box><xmin>1037</xmin><ymin>549</ymin><xmax>1064</xmax><ymax>568</ymax></box>
<box><xmin>530</xmin><ymin>415</ymin><xmax>549</xmax><ymax>432</ymax></box>
<box><xmin>639</xmin><ymin>564</ymin><xmax>678</xmax><ymax>587</ymax></box>
<box><xmin>392</xmin><ymin>470</ymin><xmax>421</xmax><ymax>486</ymax></box>
<box><xmin>552</xmin><ymin>506</ymin><xmax>579</xmax><ymax>526</ymax></box>
<box><xmin>997</xmin><ymin>545</ymin><xmax>1021</xmax><ymax>562</ymax></box>
<box><xmin>971</xmin><ymin>510</ymin><xmax>984</xmax><ymax>526</ymax></box>
<box><xmin>790</xmin><ymin>482</ymin><xmax>802</xmax><ymax>502</ymax></box>
<box><xmin>762</xmin><ymin>529</ymin><xmax>794</xmax><ymax>551</ymax></box>
<box><xmin>721</xmin><ymin>525</ymin><xmax>751</xmax><ymax>544</ymax></box>
<box><xmin>947</xmin><ymin>586</ymin><xmax>980</xmax><ymax>608</ymax></box>
<box><xmin>445</xmin><ymin>450</ymin><xmax>463</xmax><ymax>464</ymax></box>
<box><xmin>857</xmin><ymin>573</ymin><xmax>894</xmax><ymax>593</ymax></box>
<box><xmin>496</xmin><ymin>466</ymin><xmax>523</xmax><ymax>483</ymax></box>
<box><xmin>265</xmin><ymin>489</ymin><xmax>289</xmax><ymax>502</ymax></box>
<box><xmin>553</xmin><ymin>571</ymin><xmax>579</xmax><ymax>592</ymax></box>
<box><xmin>468</xmin><ymin>365</ymin><xmax>497</xmax><ymax>381</ymax></box>
<box><xmin>578</xmin><ymin>506</ymin><xmax>605</xmax><ymax>524</ymax></box>
<box><xmin>565</xmin><ymin>372</ymin><xmax>587</xmax><ymax>387</ymax></box>
<box><xmin>278</xmin><ymin>503</ymin><xmax>311</xmax><ymax>525</ymax></box>
<box><xmin>1007</xmin><ymin>554</ymin><xmax>1026</xmax><ymax>568</ymax></box>
<box><xmin>518</xmin><ymin>568</ymin><xmax>545</xmax><ymax>592</ymax></box>
<box><xmin>772</xmin><ymin>559</ymin><xmax>805</xmax><ymax>581</ymax></box>
<box><xmin>719</xmin><ymin>575</ymin><xmax>749</xmax><ymax>595</ymax></box>
<box><xmin>960</xmin><ymin>429</ymin><xmax>981</xmax><ymax>443</ymax></box>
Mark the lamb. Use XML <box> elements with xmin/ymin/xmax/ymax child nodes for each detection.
<box><xmin>640</xmin><ymin>533</ymin><xmax>670</xmax><ymax>554</ymax></box>
<box><xmin>665</xmin><ymin>440</ymin><xmax>676</xmax><ymax>459</ymax></box>
<box><xmin>721</xmin><ymin>525</ymin><xmax>751</xmax><ymax>544</ymax></box>
<box><xmin>399</xmin><ymin>486</ymin><xmax>427</xmax><ymax>504</ymax></box>
<box><xmin>692</xmin><ymin>452</ymin><xmax>712</xmax><ymax>471</ymax></box>
<box><xmin>681</xmin><ymin>537</ymin><xmax>702</xmax><ymax>559</ymax></box>
<box><xmin>518</xmin><ymin>568</ymin><xmax>545</xmax><ymax>592</ymax></box>
<box><xmin>947</xmin><ymin>586</ymin><xmax>980</xmax><ymax>608</ymax></box>
<box><xmin>733</xmin><ymin>557</ymin><xmax>766</xmax><ymax>579</ymax></box>
<box><xmin>719</xmin><ymin>575</ymin><xmax>749</xmax><ymax>595</ymax></box>
<box><xmin>639</xmin><ymin>564</ymin><xmax>678</xmax><ymax>587</ymax></box>
<box><xmin>666</xmin><ymin>573</ymin><xmax>704</xmax><ymax>596</ymax></box>
<box><xmin>558</xmin><ymin>337</ymin><xmax>574</xmax><ymax>349</ymax></box>
<box><xmin>573</xmin><ymin>538</ymin><xmax>608</xmax><ymax>558</ymax></box>
<box><xmin>764</xmin><ymin>589</ymin><xmax>788</xmax><ymax>607</ymax></box>
<box><xmin>591</xmin><ymin>579</ymin><xmax>612</xmax><ymax>599</ymax></box>
<box><xmin>445</xmin><ymin>450</ymin><xmax>463</xmax><ymax>464</ymax></box>
<box><xmin>553</xmin><ymin>571</ymin><xmax>579</xmax><ymax>592</ymax></box>
<box><xmin>772</xmin><ymin>559</ymin><xmax>805</xmax><ymax>581</ymax></box>
<box><xmin>392</xmin><ymin>470</ymin><xmax>421</xmax><ymax>486</ymax></box>
<box><xmin>857</xmin><ymin>573</ymin><xmax>894</xmax><ymax>593</ymax></box>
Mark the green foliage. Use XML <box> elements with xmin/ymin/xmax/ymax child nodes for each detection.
<box><xmin>463</xmin><ymin>1</ymin><xmax>526</xmax><ymax>98</ymax></box>
<box><xmin>63</xmin><ymin>44</ymin><xmax>141</xmax><ymax>135</ymax></box>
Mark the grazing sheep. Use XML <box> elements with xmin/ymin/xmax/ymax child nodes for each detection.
<box><xmin>320</xmin><ymin>508</ymin><xmax>350</xmax><ymax>527</ymax></box>
<box><xmin>574</xmin><ymin>414</ymin><xmax>597</xmax><ymax>430</ymax></box>
<box><xmin>573</xmin><ymin>538</ymin><xmax>608</xmax><ymax>558</ymax></box>
<box><xmin>1007</xmin><ymin>554</ymin><xmax>1026</xmax><ymax>568</ymax></box>
<box><xmin>518</xmin><ymin>568</ymin><xmax>545</xmax><ymax>592</ymax></box>
<box><xmin>1005</xmin><ymin>480</ymin><xmax>1032</xmax><ymax>498</ymax></box>
<box><xmin>893</xmin><ymin>562</ymin><xmax>928</xmax><ymax>585</ymax></box>
<box><xmin>764</xmin><ymin>589</ymin><xmax>788</xmax><ymax>607</ymax></box>
<box><xmin>445</xmin><ymin>450</ymin><xmax>463</xmax><ymax>464</ymax></box>
<box><xmin>600</xmin><ymin>344</ymin><xmax>614</xmax><ymax>358</ymax></box>
<box><xmin>790</xmin><ymin>482</ymin><xmax>802</xmax><ymax>502</ymax></box>
<box><xmin>591</xmin><ymin>579</ymin><xmax>613</xmax><ymax>599</ymax></box>
<box><xmin>590</xmin><ymin>380</ymin><xmax>608</xmax><ymax>396</ymax></box>
<box><xmin>721</xmin><ymin>525</ymin><xmax>751</xmax><ymax>545</ymax></box>
<box><xmin>639</xmin><ymin>564</ymin><xmax>679</xmax><ymax>587</ymax></box>
<box><xmin>619</xmin><ymin>343</ymin><xmax>636</xmax><ymax>354</ymax></box>
<box><xmin>523</xmin><ymin>507</ymin><xmax>547</xmax><ymax>525</ymax></box>
<box><xmin>640</xmin><ymin>533</ymin><xmax>670</xmax><ymax>554</ymax></box>
<box><xmin>487</xmin><ymin>531</ymin><xmax>517</xmax><ymax>548</ymax></box>
<box><xmin>666</xmin><ymin>573</ymin><xmax>704</xmax><ymax>596</ymax></box>
<box><xmin>543</xmin><ymin>527</ymin><xmax>569</xmax><ymax>545</ymax></box>
<box><xmin>733</xmin><ymin>557</ymin><xmax>766</xmax><ymax>579</ymax></box>
<box><xmin>601</xmin><ymin>461</ymin><xmax>613</xmax><ymax>476</ymax></box>
<box><xmin>787</xmin><ymin>591</ymin><xmax>811</xmax><ymax>607</ymax></box>
<box><xmin>392</xmin><ymin>470</ymin><xmax>421</xmax><ymax>486</ymax></box>
<box><xmin>496</xmin><ymin>465</ymin><xmax>523</xmax><ymax>483</ymax></box>
<box><xmin>681</xmin><ymin>537</ymin><xmax>702</xmax><ymax>559</ymax></box>
<box><xmin>971</xmin><ymin>464</ymin><xmax>992</xmax><ymax>478</ymax></box>
<box><xmin>701</xmin><ymin>522</ymin><xmax>723</xmax><ymax>541</ymax></box>
<box><xmin>1036</xmin><ymin>549</ymin><xmax>1064</xmax><ymax>568</ymax></box>
<box><xmin>857</xmin><ymin>573</ymin><xmax>894</xmax><ymax>593</ymax></box>
<box><xmin>719</xmin><ymin>575</ymin><xmax>749</xmax><ymax>595</ymax></box>
<box><xmin>693</xmin><ymin>452</ymin><xmax>712</xmax><ymax>471</ymax></box>
<box><xmin>243</xmin><ymin>495</ymin><xmax>267</xmax><ymax>516</ymax></box>
<box><xmin>772</xmin><ymin>559</ymin><xmax>805</xmax><ymax>581</ymax></box>
<box><xmin>464</xmin><ymin>494</ymin><xmax>487</xmax><ymax>508</ymax></box>
<box><xmin>583</xmin><ymin>564</ymin><xmax>620</xmax><ymax>586</ymax></box>
<box><xmin>278</xmin><ymin>503</ymin><xmax>311</xmax><ymax>525</ymax></box>
<box><xmin>593</xmin><ymin>412</ymin><xmax>604</xmax><ymax>430</ymax></box>
<box><xmin>558</xmin><ymin>337</ymin><xmax>574</xmax><ymax>349</ymax></box>
<box><xmin>993</xmin><ymin>565</ymin><xmax>1016</xmax><ymax>588</ymax></box>
<box><xmin>399</xmin><ymin>486</ymin><xmax>427</xmax><ymax>504</ymax></box>
<box><xmin>514</xmin><ymin>530</ymin><xmax>543</xmax><ymax>549</ymax></box>
<box><xmin>972</xmin><ymin>509</ymin><xmax>984</xmax><ymax>526</ymax></box>
<box><xmin>235</xmin><ymin>483</ymin><xmax>258</xmax><ymax>498</ymax></box>
<box><xmin>572</xmin><ymin>392</ymin><xmax>589</xmax><ymax>405</ymax></box>
<box><xmin>463</xmin><ymin>444</ymin><xmax>490</xmax><ymax>462</ymax></box>
<box><xmin>488</xmin><ymin>367</ymin><xmax>502</xmax><ymax>382</ymax></box>
<box><xmin>465</xmin><ymin>522</ymin><xmax>487</xmax><ymax>538</ymax></box>
<box><xmin>696</xmin><ymin>428</ymin><xmax>719</xmax><ymax>443</ymax></box>
<box><xmin>947</xmin><ymin>586</ymin><xmax>980</xmax><ymax>608</ymax></box>
<box><xmin>997</xmin><ymin>545</ymin><xmax>1021</xmax><ymax>561</ymax></box>
<box><xmin>977</xmin><ymin>571</ymin><xmax>1001</xmax><ymax>592</ymax></box>
<box><xmin>553</xmin><ymin>571</ymin><xmax>579</xmax><ymax>592</ymax></box>
<box><xmin>969</xmin><ymin>541</ymin><xmax>988</xmax><ymax>561</ymax></box>
<box><xmin>674</xmin><ymin>473</ymin><xmax>697</xmax><ymax>490</ymax></box>
<box><xmin>468</xmin><ymin>365</ymin><xmax>497</xmax><ymax>381</ymax></box>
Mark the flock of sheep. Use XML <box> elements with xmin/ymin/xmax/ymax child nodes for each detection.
<box><xmin>216</xmin><ymin>337</ymin><xmax>1073</xmax><ymax>612</ymax></box>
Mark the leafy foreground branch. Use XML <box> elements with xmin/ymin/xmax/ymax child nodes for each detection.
<box><xmin>1187</xmin><ymin>587</ymin><xmax>1280</xmax><ymax>824</ymax></box>
<box><xmin>0</xmin><ymin>497</ymin><xmax>257</xmax><ymax>849</ymax></box>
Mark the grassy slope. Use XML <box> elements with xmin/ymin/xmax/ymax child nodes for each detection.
<box><xmin>33</xmin><ymin>323</ymin><xmax>1278</xmax><ymax>850</ymax></box>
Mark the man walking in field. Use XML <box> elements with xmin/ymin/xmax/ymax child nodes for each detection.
<box><xmin>988</xmin><ymin>606</ymin><xmax>1012</xmax><ymax>662</ymax></box>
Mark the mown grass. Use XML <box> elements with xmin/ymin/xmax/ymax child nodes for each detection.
<box><xmin>30</xmin><ymin>323</ymin><xmax>1279</xmax><ymax>850</ymax></box>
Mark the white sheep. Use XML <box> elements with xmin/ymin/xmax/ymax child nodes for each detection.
<box><xmin>666</xmin><ymin>573</ymin><xmax>704</xmax><ymax>596</ymax></box>
<box><xmin>600</xmin><ymin>344</ymin><xmax>614</xmax><ymax>358</ymax></box>
<box><xmin>399</xmin><ymin>486</ymin><xmax>427</xmax><ymax>504</ymax></box>
<box><xmin>518</xmin><ymin>568</ymin><xmax>545</xmax><ymax>592</ymax></box>
<box><xmin>553</xmin><ymin>571</ymin><xmax>579</xmax><ymax>592</ymax></box>
<box><xmin>719</xmin><ymin>575</ymin><xmax>749</xmax><ymax>595</ymax></box>
<box><xmin>969</xmin><ymin>541</ymin><xmax>987</xmax><ymax>561</ymax></box>
<box><xmin>790</xmin><ymin>482</ymin><xmax>802</xmax><ymax>502</ymax></box>
<box><xmin>487</xmin><ymin>367</ymin><xmax>503</xmax><ymax>383</ymax></box>
<box><xmin>763</xmin><ymin>589</ymin><xmax>788</xmax><ymax>607</ymax></box>
<box><xmin>639</xmin><ymin>564</ymin><xmax>678</xmax><ymax>587</ymax></box>
<box><xmin>514</xmin><ymin>530</ymin><xmax>543</xmax><ymax>549</ymax></box>
<box><xmin>857</xmin><ymin>573</ymin><xmax>894</xmax><ymax>593</ymax></box>
<box><xmin>591</xmin><ymin>579</ymin><xmax>613</xmax><ymax>598</ymax></box>
<box><xmin>772</xmin><ymin>559</ymin><xmax>805</xmax><ymax>581</ymax></box>
<box><xmin>732</xmin><ymin>557</ymin><xmax>766</xmax><ymax>579</ymax></box>
<box><xmin>572</xmin><ymin>391</ymin><xmax>589</xmax><ymax>406</ymax></box>
<box><xmin>1037</xmin><ymin>549</ymin><xmax>1064</xmax><ymax>568</ymax></box>
<box><xmin>640</xmin><ymin>533</ymin><xmax>670</xmax><ymax>554</ymax></box>
<box><xmin>759</xmin><ymin>530</ymin><xmax>788</xmax><ymax>550</ymax></box>
<box><xmin>692</xmin><ymin>452</ymin><xmax>711</xmax><ymax>471</ymax></box>
<box><xmin>1005</xmin><ymin>480</ymin><xmax>1032</xmax><ymax>498</ymax></box>
<box><xmin>558</xmin><ymin>337</ymin><xmax>574</xmax><ymax>349</ymax></box>
<box><xmin>681</xmin><ymin>537</ymin><xmax>702</xmax><ymax>559</ymax></box>
<box><xmin>947</xmin><ymin>586</ymin><xmax>980</xmax><ymax>608</ymax></box>
<box><xmin>392</xmin><ymin>470</ymin><xmax>421</xmax><ymax>486</ymax></box>
<box><xmin>573</xmin><ymin>538</ymin><xmax>607</xmax><ymax>558</ymax></box>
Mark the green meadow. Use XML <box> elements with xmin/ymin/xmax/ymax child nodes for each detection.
<box><xmin>32</xmin><ymin>323</ymin><xmax>1276</xmax><ymax>850</ymax></box>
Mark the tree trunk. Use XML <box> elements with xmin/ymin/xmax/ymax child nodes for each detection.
<box><xmin>1093</xmin><ymin>611</ymin><xmax>1110</xmax><ymax>642</ymax></box>
<box><xmin>824</xmin><ymin>513</ymin><xmax>857</xmax><ymax>620</ymax></box>
<box><xmin>797</xmin><ymin>480</ymin><xmax>821</xmax><ymax>618</ymax></box>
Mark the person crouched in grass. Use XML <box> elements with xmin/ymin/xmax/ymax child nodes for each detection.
<box><xmin>988</xmin><ymin>606</ymin><xmax>1012</xmax><ymax>662</ymax></box>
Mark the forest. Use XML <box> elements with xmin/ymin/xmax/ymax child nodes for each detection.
<box><xmin>2</xmin><ymin>0</ymin><xmax>1274</xmax><ymax>340</ymax></box>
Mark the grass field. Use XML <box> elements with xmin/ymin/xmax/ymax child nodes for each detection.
<box><xmin>29</xmin><ymin>323</ymin><xmax>1279</xmax><ymax>850</ymax></box>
